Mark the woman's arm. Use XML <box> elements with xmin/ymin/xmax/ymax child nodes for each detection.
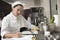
<box><xmin>4</xmin><ymin>32</ymin><xmax>22</xmax><ymax>38</ymax></box>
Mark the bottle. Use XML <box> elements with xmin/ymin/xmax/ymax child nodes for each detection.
<box><xmin>43</xmin><ymin>23</ymin><xmax>48</xmax><ymax>32</ymax></box>
<box><xmin>34</xmin><ymin>17</ymin><xmax>38</xmax><ymax>26</ymax></box>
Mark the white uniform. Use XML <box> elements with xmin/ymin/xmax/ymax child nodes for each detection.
<box><xmin>1</xmin><ymin>12</ymin><xmax>34</xmax><ymax>40</ymax></box>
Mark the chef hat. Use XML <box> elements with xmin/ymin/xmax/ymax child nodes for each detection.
<box><xmin>11</xmin><ymin>1</ymin><xmax>23</xmax><ymax>8</ymax></box>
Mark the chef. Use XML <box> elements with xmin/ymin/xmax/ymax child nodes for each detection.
<box><xmin>1</xmin><ymin>1</ymin><xmax>37</xmax><ymax>40</ymax></box>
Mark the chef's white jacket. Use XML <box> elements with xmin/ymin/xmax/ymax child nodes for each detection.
<box><xmin>1</xmin><ymin>12</ymin><xmax>34</xmax><ymax>38</ymax></box>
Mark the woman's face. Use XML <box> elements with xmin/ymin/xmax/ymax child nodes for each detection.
<box><xmin>12</xmin><ymin>5</ymin><xmax>23</xmax><ymax>16</ymax></box>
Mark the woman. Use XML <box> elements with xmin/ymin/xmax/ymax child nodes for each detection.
<box><xmin>1</xmin><ymin>1</ymin><xmax>37</xmax><ymax>40</ymax></box>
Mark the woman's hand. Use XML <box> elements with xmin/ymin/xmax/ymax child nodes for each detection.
<box><xmin>16</xmin><ymin>32</ymin><xmax>22</xmax><ymax>38</ymax></box>
<box><xmin>4</xmin><ymin>32</ymin><xmax>22</xmax><ymax>38</ymax></box>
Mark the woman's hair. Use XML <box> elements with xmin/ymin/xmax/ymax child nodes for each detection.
<box><xmin>13</xmin><ymin>4</ymin><xmax>23</xmax><ymax>8</ymax></box>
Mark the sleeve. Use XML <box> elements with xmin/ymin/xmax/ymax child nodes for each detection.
<box><xmin>24</xmin><ymin>17</ymin><xmax>35</xmax><ymax>29</ymax></box>
<box><xmin>1</xmin><ymin>17</ymin><xmax>10</xmax><ymax>38</ymax></box>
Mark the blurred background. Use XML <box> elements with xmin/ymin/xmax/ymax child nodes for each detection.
<box><xmin>0</xmin><ymin>0</ymin><xmax>60</xmax><ymax>40</ymax></box>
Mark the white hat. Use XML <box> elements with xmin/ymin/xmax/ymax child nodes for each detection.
<box><xmin>12</xmin><ymin>1</ymin><xmax>23</xmax><ymax>8</ymax></box>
